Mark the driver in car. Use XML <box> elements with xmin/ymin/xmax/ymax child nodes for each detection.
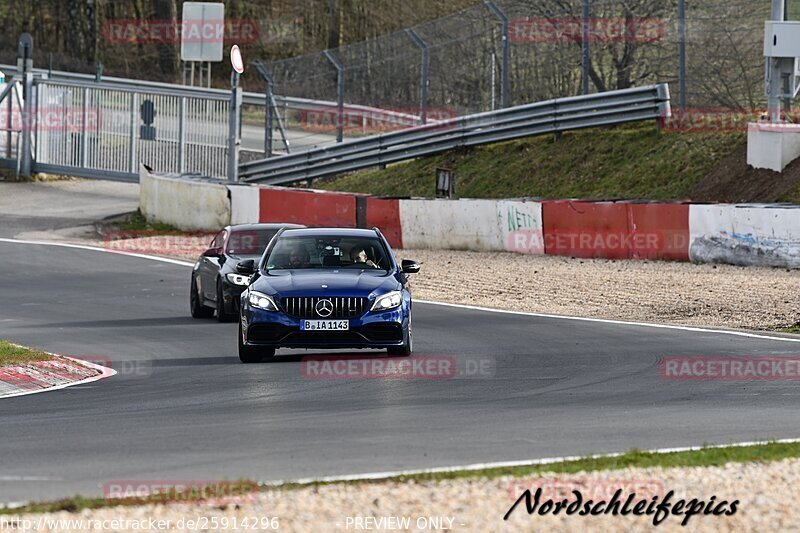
<box><xmin>289</xmin><ymin>245</ymin><xmax>309</xmax><ymax>268</ymax></box>
<box><xmin>349</xmin><ymin>246</ymin><xmax>378</xmax><ymax>268</ymax></box>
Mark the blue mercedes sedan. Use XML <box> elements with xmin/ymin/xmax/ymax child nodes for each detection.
<box><xmin>235</xmin><ymin>227</ymin><xmax>420</xmax><ymax>363</ymax></box>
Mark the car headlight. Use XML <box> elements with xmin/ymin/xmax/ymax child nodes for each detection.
<box><xmin>247</xmin><ymin>290</ymin><xmax>278</xmax><ymax>311</ymax></box>
<box><xmin>371</xmin><ymin>290</ymin><xmax>402</xmax><ymax>311</ymax></box>
<box><xmin>226</xmin><ymin>273</ymin><xmax>250</xmax><ymax>286</ymax></box>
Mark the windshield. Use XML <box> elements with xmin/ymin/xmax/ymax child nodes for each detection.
<box><xmin>265</xmin><ymin>235</ymin><xmax>391</xmax><ymax>271</ymax></box>
<box><xmin>225</xmin><ymin>229</ymin><xmax>279</xmax><ymax>255</ymax></box>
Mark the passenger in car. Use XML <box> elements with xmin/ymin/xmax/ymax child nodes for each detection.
<box><xmin>349</xmin><ymin>246</ymin><xmax>378</xmax><ymax>268</ymax></box>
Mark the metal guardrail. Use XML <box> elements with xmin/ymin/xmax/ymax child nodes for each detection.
<box><xmin>239</xmin><ymin>84</ymin><xmax>671</xmax><ymax>185</ymax></box>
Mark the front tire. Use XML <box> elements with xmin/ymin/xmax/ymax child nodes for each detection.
<box><xmin>238</xmin><ymin>322</ymin><xmax>276</xmax><ymax>363</ymax></box>
<box><xmin>190</xmin><ymin>275</ymin><xmax>214</xmax><ymax>319</ymax></box>
<box><xmin>387</xmin><ymin>311</ymin><xmax>412</xmax><ymax>357</ymax></box>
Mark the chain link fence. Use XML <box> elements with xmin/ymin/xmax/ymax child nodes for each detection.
<box><xmin>257</xmin><ymin>0</ymin><xmax>793</xmax><ymax>133</ymax></box>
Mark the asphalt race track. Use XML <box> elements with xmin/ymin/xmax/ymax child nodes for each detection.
<box><xmin>1</xmin><ymin>240</ymin><xmax>800</xmax><ymax>504</ymax></box>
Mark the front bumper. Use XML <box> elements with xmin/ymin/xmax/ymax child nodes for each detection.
<box><xmin>221</xmin><ymin>282</ymin><xmax>247</xmax><ymax>314</ymax></box>
<box><xmin>241</xmin><ymin>305</ymin><xmax>408</xmax><ymax>349</ymax></box>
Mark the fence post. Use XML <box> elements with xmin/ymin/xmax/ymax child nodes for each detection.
<box><xmin>265</xmin><ymin>79</ymin><xmax>274</xmax><ymax>156</ymax></box>
<box><xmin>178</xmin><ymin>96</ymin><xmax>186</xmax><ymax>173</ymax></box>
<box><xmin>17</xmin><ymin>33</ymin><xmax>34</xmax><ymax>177</ymax></box>
<box><xmin>227</xmin><ymin>70</ymin><xmax>242</xmax><ymax>183</ymax></box>
<box><xmin>484</xmin><ymin>1</ymin><xmax>509</xmax><ymax>108</ymax></box>
<box><xmin>324</xmin><ymin>50</ymin><xmax>345</xmax><ymax>142</ymax></box>
<box><xmin>129</xmin><ymin>92</ymin><xmax>137</xmax><ymax>174</ymax></box>
<box><xmin>767</xmin><ymin>0</ymin><xmax>785</xmax><ymax>122</ymax></box>
<box><xmin>678</xmin><ymin>0</ymin><xmax>686</xmax><ymax>110</ymax></box>
<box><xmin>581</xmin><ymin>0</ymin><xmax>590</xmax><ymax>95</ymax></box>
<box><xmin>80</xmin><ymin>86</ymin><xmax>88</xmax><ymax>168</ymax></box>
<box><xmin>405</xmin><ymin>29</ymin><xmax>429</xmax><ymax>124</ymax></box>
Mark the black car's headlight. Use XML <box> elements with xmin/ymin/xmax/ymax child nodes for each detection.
<box><xmin>226</xmin><ymin>273</ymin><xmax>250</xmax><ymax>286</ymax></box>
<box><xmin>247</xmin><ymin>290</ymin><xmax>278</xmax><ymax>311</ymax></box>
<box><xmin>371</xmin><ymin>290</ymin><xmax>402</xmax><ymax>311</ymax></box>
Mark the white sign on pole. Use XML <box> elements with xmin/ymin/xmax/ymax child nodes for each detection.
<box><xmin>230</xmin><ymin>45</ymin><xmax>244</xmax><ymax>73</ymax></box>
<box><xmin>180</xmin><ymin>2</ymin><xmax>225</xmax><ymax>62</ymax></box>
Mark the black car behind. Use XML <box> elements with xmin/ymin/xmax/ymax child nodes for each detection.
<box><xmin>190</xmin><ymin>223</ymin><xmax>305</xmax><ymax>322</ymax></box>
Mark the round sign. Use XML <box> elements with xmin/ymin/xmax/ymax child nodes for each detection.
<box><xmin>230</xmin><ymin>44</ymin><xmax>244</xmax><ymax>74</ymax></box>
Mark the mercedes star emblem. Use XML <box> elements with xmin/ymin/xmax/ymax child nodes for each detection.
<box><xmin>315</xmin><ymin>299</ymin><xmax>334</xmax><ymax>317</ymax></box>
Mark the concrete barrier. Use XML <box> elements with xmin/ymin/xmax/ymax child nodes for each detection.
<box><xmin>366</xmin><ymin>197</ymin><xmax>403</xmax><ymax>248</ymax></box>
<box><xmin>689</xmin><ymin>204</ymin><xmax>800</xmax><ymax>268</ymax></box>
<box><xmin>228</xmin><ymin>184</ymin><xmax>260</xmax><ymax>225</ymax></box>
<box><xmin>399</xmin><ymin>199</ymin><xmax>505</xmax><ymax>251</ymax></box>
<box><xmin>139</xmin><ymin>169</ymin><xmax>799</xmax><ymax>269</ymax></box>
<box><xmin>139</xmin><ymin>166</ymin><xmax>230</xmax><ymax>230</ymax></box>
<box><xmin>498</xmin><ymin>200</ymin><xmax>545</xmax><ymax>254</ymax></box>
<box><xmin>259</xmin><ymin>187</ymin><xmax>358</xmax><ymax>227</ymax></box>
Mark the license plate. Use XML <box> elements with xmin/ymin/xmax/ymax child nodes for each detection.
<box><xmin>301</xmin><ymin>320</ymin><xmax>350</xmax><ymax>331</ymax></box>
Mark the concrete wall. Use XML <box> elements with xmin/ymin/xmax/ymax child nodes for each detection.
<box><xmin>689</xmin><ymin>204</ymin><xmax>800</xmax><ymax>268</ymax></box>
<box><xmin>399</xmin><ymin>199</ymin><xmax>506</xmax><ymax>251</ymax></box>
<box><xmin>139</xmin><ymin>166</ymin><xmax>230</xmax><ymax>230</ymax></box>
<box><xmin>229</xmin><ymin>184</ymin><xmax>260</xmax><ymax>225</ymax></box>
<box><xmin>139</xmin><ymin>169</ymin><xmax>800</xmax><ymax>269</ymax></box>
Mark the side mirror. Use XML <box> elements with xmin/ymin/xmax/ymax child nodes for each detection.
<box><xmin>236</xmin><ymin>259</ymin><xmax>256</xmax><ymax>275</ymax></box>
<box><xmin>401</xmin><ymin>259</ymin><xmax>420</xmax><ymax>274</ymax></box>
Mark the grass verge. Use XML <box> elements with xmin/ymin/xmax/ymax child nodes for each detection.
<box><xmin>0</xmin><ymin>340</ymin><xmax>53</xmax><ymax>365</ymax></box>
<box><xmin>5</xmin><ymin>440</ymin><xmax>800</xmax><ymax>514</ymax></box>
<box><xmin>317</xmin><ymin>125</ymin><xmax>745</xmax><ymax>200</ymax></box>
<box><xmin>781</xmin><ymin>324</ymin><xmax>800</xmax><ymax>334</ymax></box>
<box><xmin>111</xmin><ymin>211</ymin><xmax>180</xmax><ymax>233</ymax></box>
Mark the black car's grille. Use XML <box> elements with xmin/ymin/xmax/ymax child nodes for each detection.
<box><xmin>281</xmin><ymin>297</ymin><xmax>368</xmax><ymax>319</ymax></box>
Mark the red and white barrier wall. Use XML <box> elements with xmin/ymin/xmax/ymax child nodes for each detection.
<box><xmin>140</xmin><ymin>170</ymin><xmax>800</xmax><ymax>268</ymax></box>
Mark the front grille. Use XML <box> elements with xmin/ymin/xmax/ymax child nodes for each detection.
<box><xmin>281</xmin><ymin>296</ymin><xmax>368</xmax><ymax>319</ymax></box>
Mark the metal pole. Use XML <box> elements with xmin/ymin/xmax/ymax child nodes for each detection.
<box><xmin>678</xmin><ymin>0</ymin><xmax>687</xmax><ymax>110</ymax></box>
<box><xmin>227</xmin><ymin>71</ymin><xmax>242</xmax><ymax>182</ymax></box>
<box><xmin>17</xmin><ymin>33</ymin><xmax>34</xmax><ymax>176</ymax></box>
<box><xmin>253</xmin><ymin>60</ymin><xmax>289</xmax><ymax>155</ymax></box>
<box><xmin>80</xmin><ymin>86</ymin><xmax>88</xmax><ymax>167</ymax></box>
<box><xmin>20</xmin><ymin>71</ymin><xmax>33</xmax><ymax>176</ymax></box>
<box><xmin>324</xmin><ymin>49</ymin><xmax>345</xmax><ymax>142</ymax></box>
<box><xmin>265</xmin><ymin>80</ymin><xmax>274</xmax><ymax>156</ymax></box>
<box><xmin>129</xmin><ymin>92</ymin><xmax>137</xmax><ymax>174</ymax></box>
<box><xmin>485</xmin><ymin>1</ymin><xmax>509</xmax><ymax>108</ymax></box>
<box><xmin>581</xmin><ymin>0</ymin><xmax>590</xmax><ymax>95</ymax></box>
<box><xmin>405</xmin><ymin>29</ymin><xmax>429</xmax><ymax>124</ymax></box>
<box><xmin>768</xmin><ymin>0</ymin><xmax>786</xmax><ymax>122</ymax></box>
<box><xmin>178</xmin><ymin>96</ymin><xmax>186</xmax><ymax>173</ymax></box>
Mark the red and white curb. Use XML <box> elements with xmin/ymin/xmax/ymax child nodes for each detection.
<box><xmin>0</xmin><ymin>350</ymin><xmax>116</xmax><ymax>399</ymax></box>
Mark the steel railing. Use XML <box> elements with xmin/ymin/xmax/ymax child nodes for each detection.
<box><xmin>0</xmin><ymin>64</ymin><xmax>426</xmax><ymax>127</ymax></box>
<box><xmin>238</xmin><ymin>84</ymin><xmax>671</xmax><ymax>185</ymax></box>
